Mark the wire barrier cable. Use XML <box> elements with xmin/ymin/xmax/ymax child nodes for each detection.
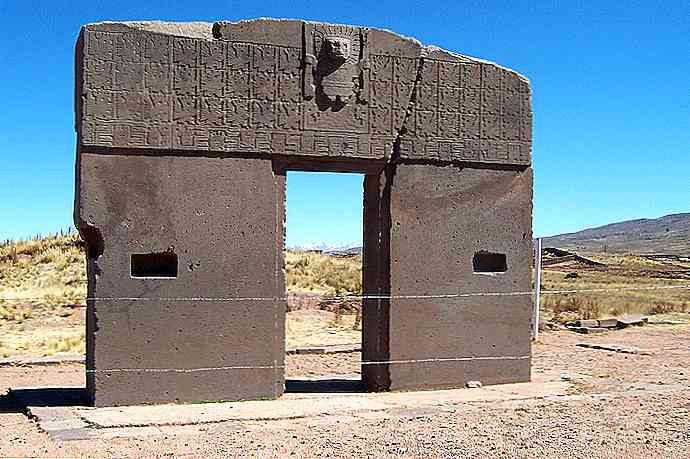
<box><xmin>3</xmin><ymin>344</ymin><xmax>686</xmax><ymax>375</ymax></box>
<box><xmin>0</xmin><ymin>283</ymin><xmax>688</xmax><ymax>304</ymax></box>
<box><xmin>1</xmin><ymin>283</ymin><xmax>687</xmax><ymax>374</ymax></box>
<box><xmin>83</xmin><ymin>355</ymin><xmax>535</xmax><ymax>374</ymax></box>
<box><xmin>42</xmin><ymin>349</ymin><xmax>690</xmax><ymax>374</ymax></box>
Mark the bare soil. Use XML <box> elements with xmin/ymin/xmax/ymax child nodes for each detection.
<box><xmin>1</xmin><ymin>325</ymin><xmax>689</xmax><ymax>458</ymax></box>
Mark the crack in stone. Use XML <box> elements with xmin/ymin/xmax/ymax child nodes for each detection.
<box><xmin>390</xmin><ymin>53</ymin><xmax>426</xmax><ymax>164</ymax></box>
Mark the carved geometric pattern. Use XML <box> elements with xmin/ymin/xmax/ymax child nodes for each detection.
<box><xmin>79</xmin><ymin>27</ymin><xmax>530</xmax><ymax>165</ymax></box>
<box><xmin>401</xmin><ymin>56</ymin><xmax>531</xmax><ymax>164</ymax></box>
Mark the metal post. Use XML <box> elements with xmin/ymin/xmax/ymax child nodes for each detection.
<box><xmin>533</xmin><ymin>237</ymin><xmax>542</xmax><ymax>341</ymax></box>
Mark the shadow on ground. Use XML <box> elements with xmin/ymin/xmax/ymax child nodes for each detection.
<box><xmin>9</xmin><ymin>381</ymin><xmax>367</xmax><ymax>406</ymax></box>
<box><xmin>285</xmin><ymin>378</ymin><xmax>365</xmax><ymax>393</ymax></box>
<box><xmin>9</xmin><ymin>387</ymin><xmax>88</xmax><ymax>407</ymax></box>
<box><xmin>0</xmin><ymin>393</ymin><xmax>23</xmax><ymax>413</ymax></box>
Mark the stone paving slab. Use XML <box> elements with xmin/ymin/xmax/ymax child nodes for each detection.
<box><xmin>0</xmin><ymin>355</ymin><xmax>84</xmax><ymax>367</ymax></box>
<box><xmin>80</xmin><ymin>392</ymin><xmax>398</xmax><ymax>428</ymax></box>
<box><xmin>10</xmin><ymin>389</ymin><xmax>94</xmax><ymax>441</ymax></box>
<box><xmin>286</xmin><ymin>344</ymin><xmax>361</xmax><ymax>355</ymax></box>
<box><xmin>576</xmin><ymin>342</ymin><xmax>651</xmax><ymax>355</ymax></box>
<box><xmin>11</xmin><ymin>380</ymin><xmax>570</xmax><ymax>440</ymax></box>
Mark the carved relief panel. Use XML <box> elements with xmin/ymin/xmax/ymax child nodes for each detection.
<box><xmin>399</xmin><ymin>56</ymin><xmax>531</xmax><ymax>165</ymax></box>
<box><xmin>78</xmin><ymin>21</ymin><xmax>531</xmax><ymax>166</ymax></box>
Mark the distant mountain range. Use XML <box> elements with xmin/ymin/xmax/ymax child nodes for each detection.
<box><xmin>291</xmin><ymin>212</ymin><xmax>690</xmax><ymax>257</ymax></box>
<box><xmin>288</xmin><ymin>242</ymin><xmax>361</xmax><ymax>253</ymax></box>
<box><xmin>543</xmin><ymin>212</ymin><xmax>690</xmax><ymax>255</ymax></box>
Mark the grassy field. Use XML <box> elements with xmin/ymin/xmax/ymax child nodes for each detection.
<box><xmin>285</xmin><ymin>250</ymin><xmax>361</xmax><ymax>295</ymax></box>
<box><xmin>540</xmin><ymin>253</ymin><xmax>690</xmax><ymax>323</ymax></box>
<box><xmin>0</xmin><ymin>232</ymin><xmax>688</xmax><ymax>357</ymax></box>
<box><xmin>0</xmin><ymin>232</ymin><xmax>86</xmax><ymax>357</ymax></box>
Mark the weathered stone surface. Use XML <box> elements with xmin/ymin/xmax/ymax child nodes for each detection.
<box><xmin>617</xmin><ymin>315</ymin><xmax>648</xmax><ymax>327</ymax></box>
<box><xmin>575</xmin><ymin>343</ymin><xmax>651</xmax><ymax>355</ymax></box>
<box><xmin>76</xmin><ymin>18</ymin><xmax>531</xmax><ymax>166</ymax></box>
<box><xmin>76</xmin><ymin>154</ymin><xmax>285</xmax><ymax>405</ymax></box>
<box><xmin>75</xmin><ymin>18</ymin><xmax>533</xmax><ymax>405</ymax></box>
<box><xmin>597</xmin><ymin>318</ymin><xmax>619</xmax><ymax>328</ymax></box>
<box><xmin>9</xmin><ymin>389</ymin><xmax>95</xmax><ymax>441</ymax></box>
<box><xmin>573</xmin><ymin>319</ymin><xmax>599</xmax><ymax>328</ymax></box>
<box><xmin>567</xmin><ymin>326</ymin><xmax>608</xmax><ymax>334</ymax></box>
<box><xmin>362</xmin><ymin>164</ymin><xmax>533</xmax><ymax>390</ymax></box>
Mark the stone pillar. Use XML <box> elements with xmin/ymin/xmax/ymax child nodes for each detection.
<box><xmin>364</xmin><ymin>163</ymin><xmax>533</xmax><ymax>390</ymax></box>
<box><xmin>76</xmin><ymin>153</ymin><xmax>285</xmax><ymax>406</ymax></box>
<box><xmin>361</xmin><ymin>170</ymin><xmax>391</xmax><ymax>390</ymax></box>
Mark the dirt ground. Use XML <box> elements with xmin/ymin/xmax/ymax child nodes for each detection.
<box><xmin>1</xmin><ymin>324</ymin><xmax>689</xmax><ymax>458</ymax></box>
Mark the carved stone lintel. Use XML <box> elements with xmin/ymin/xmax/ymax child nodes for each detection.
<box><xmin>79</xmin><ymin>20</ymin><xmax>532</xmax><ymax>167</ymax></box>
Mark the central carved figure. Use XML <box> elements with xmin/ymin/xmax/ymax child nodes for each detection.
<box><xmin>305</xmin><ymin>24</ymin><xmax>368</xmax><ymax>108</ymax></box>
<box><xmin>324</xmin><ymin>36</ymin><xmax>351</xmax><ymax>63</ymax></box>
<box><xmin>318</xmin><ymin>36</ymin><xmax>355</xmax><ymax>105</ymax></box>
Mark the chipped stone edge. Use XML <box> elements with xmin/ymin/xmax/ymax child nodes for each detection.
<box><xmin>84</xmin><ymin>20</ymin><xmax>215</xmax><ymax>39</ymax></box>
<box><xmin>422</xmin><ymin>44</ymin><xmax>530</xmax><ymax>84</ymax></box>
<box><xmin>81</xmin><ymin>18</ymin><xmax>530</xmax><ymax>82</ymax></box>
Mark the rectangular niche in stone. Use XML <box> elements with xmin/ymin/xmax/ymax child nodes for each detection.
<box><xmin>130</xmin><ymin>252</ymin><xmax>178</xmax><ymax>278</ymax></box>
<box><xmin>473</xmin><ymin>251</ymin><xmax>508</xmax><ymax>274</ymax></box>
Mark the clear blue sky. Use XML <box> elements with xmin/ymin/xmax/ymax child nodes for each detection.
<box><xmin>1</xmin><ymin>1</ymin><xmax>688</xmax><ymax>245</ymax></box>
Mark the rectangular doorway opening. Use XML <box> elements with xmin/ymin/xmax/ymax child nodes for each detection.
<box><xmin>283</xmin><ymin>170</ymin><xmax>366</xmax><ymax>393</ymax></box>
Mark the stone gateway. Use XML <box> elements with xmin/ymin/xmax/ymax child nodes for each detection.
<box><xmin>74</xmin><ymin>18</ymin><xmax>533</xmax><ymax>406</ymax></box>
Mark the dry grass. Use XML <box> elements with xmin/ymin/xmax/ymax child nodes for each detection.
<box><xmin>43</xmin><ymin>331</ymin><xmax>86</xmax><ymax>355</ymax></box>
<box><xmin>542</xmin><ymin>296</ymin><xmax>601</xmax><ymax>324</ymax></box>
<box><xmin>0</xmin><ymin>339</ymin><xmax>9</xmax><ymax>358</ymax></box>
<box><xmin>540</xmin><ymin>254</ymin><xmax>690</xmax><ymax>323</ymax></box>
<box><xmin>0</xmin><ymin>231</ymin><xmax>87</xmax><ymax>357</ymax></box>
<box><xmin>2</xmin><ymin>330</ymin><xmax>86</xmax><ymax>357</ymax></box>
<box><xmin>0</xmin><ymin>303</ymin><xmax>33</xmax><ymax>323</ymax></box>
<box><xmin>0</xmin><ymin>230</ymin><xmax>86</xmax><ymax>311</ymax></box>
<box><xmin>285</xmin><ymin>251</ymin><xmax>362</xmax><ymax>295</ymax></box>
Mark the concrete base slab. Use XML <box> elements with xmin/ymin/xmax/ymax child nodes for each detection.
<box><xmin>12</xmin><ymin>380</ymin><xmax>569</xmax><ymax>440</ymax></box>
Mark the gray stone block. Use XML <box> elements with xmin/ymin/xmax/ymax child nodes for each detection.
<box><xmin>76</xmin><ymin>19</ymin><xmax>531</xmax><ymax>166</ymax></box>
<box><xmin>76</xmin><ymin>155</ymin><xmax>285</xmax><ymax>406</ymax></box>
<box><xmin>573</xmin><ymin>319</ymin><xmax>599</xmax><ymax>328</ymax></box>
<box><xmin>75</xmin><ymin>18</ymin><xmax>533</xmax><ymax>405</ymax></box>
<box><xmin>568</xmin><ymin>326</ymin><xmax>608</xmax><ymax>334</ymax></box>
<box><xmin>362</xmin><ymin>164</ymin><xmax>533</xmax><ymax>391</ymax></box>
<box><xmin>597</xmin><ymin>318</ymin><xmax>619</xmax><ymax>328</ymax></box>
